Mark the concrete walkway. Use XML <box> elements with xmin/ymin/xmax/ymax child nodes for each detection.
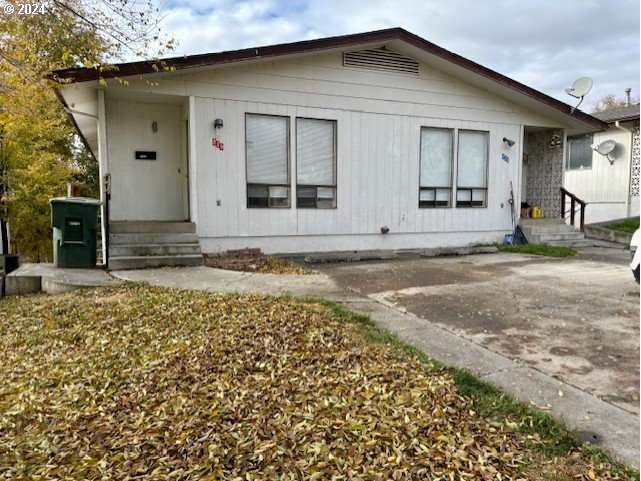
<box><xmin>112</xmin><ymin>265</ymin><xmax>639</xmax><ymax>467</ymax></box>
<box><xmin>5</xmin><ymin>263</ymin><xmax>119</xmax><ymax>295</ymax></box>
<box><xmin>113</xmin><ymin>265</ymin><xmax>350</xmax><ymax>299</ymax></box>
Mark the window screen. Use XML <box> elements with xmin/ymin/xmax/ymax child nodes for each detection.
<box><xmin>419</xmin><ymin>128</ymin><xmax>453</xmax><ymax>207</ymax></box>
<box><xmin>296</xmin><ymin>118</ymin><xmax>337</xmax><ymax>208</ymax></box>
<box><xmin>567</xmin><ymin>135</ymin><xmax>593</xmax><ymax>170</ymax></box>
<box><xmin>457</xmin><ymin>130</ymin><xmax>488</xmax><ymax>207</ymax></box>
<box><xmin>246</xmin><ymin>114</ymin><xmax>290</xmax><ymax>208</ymax></box>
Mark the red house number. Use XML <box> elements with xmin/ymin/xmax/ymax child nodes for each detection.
<box><xmin>211</xmin><ymin>138</ymin><xmax>224</xmax><ymax>151</ymax></box>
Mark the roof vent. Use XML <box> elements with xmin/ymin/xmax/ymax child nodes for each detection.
<box><xmin>344</xmin><ymin>48</ymin><xmax>419</xmax><ymax>75</ymax></box>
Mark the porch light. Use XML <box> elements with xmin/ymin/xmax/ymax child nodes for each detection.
<box><xmin>214</xmin><ymin>118</ymin><xmax>224</xmax><ymax>129</ymax></box>
<box><xmin>151</xmin><ymin>121</ymin><xmax>158</xmax><ymax>133</ymax></box>
<box><xmin>549</xmin><ymin>134</ymin><xmax>563</xmax><ymax>149</ymax></box>
<box><xmin>503</xmin><ymin>137</ymin><xmax>515</xmax><ymax>147</ymax></box>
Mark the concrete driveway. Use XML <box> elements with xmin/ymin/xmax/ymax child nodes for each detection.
<box><xmin>311</xmin><ymin>250</ymin><xmax>640</xmax><ymax>415</ymax></box>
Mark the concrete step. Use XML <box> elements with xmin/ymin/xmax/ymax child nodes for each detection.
<box><xmin>110</xmin><ymin>243</ymin><xmax>202</xmax><ymax>257</ymax></box>
<box><xmin>521</xmin><ymin>224</ymin><xmax>578</xmax><ymax>234</ymax></box>
<box><xmin>108</xmin><ymin>254</ymin><xmax>204</xmax><ymax>271</ymax></box>
<box><xmin>538</xmin><ymin>232</ymin><xmax>585</xmax><ymax>242</ymax></box>
<box><xmin>110</xmin><ymin>221</ymin><xmax>196</xmax><ymax>234</ymax></box>
<box><xmin>519</xmin><ymin>218</ymin><xmax>566</xmax><ymax>226</ymax></box>
<box><xmin>542</xmin><ymin>239</ymin><xmax>594</xmax><ymax>248</ymax></box>
<box><xmin>109</xmin><ymin>233</ymin><xmax>200</xmax><ymax>245</ymax></box>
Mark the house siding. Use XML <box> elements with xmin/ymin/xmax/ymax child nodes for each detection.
<box><xmin>564</xmin><ymin>121</ymin><xmax>636</xmax><ymax>224</ymax></box>
<box><xmin>103</xmin><ymin>50</ymin><xmax>566</xmax><ymax>253</ymax></box>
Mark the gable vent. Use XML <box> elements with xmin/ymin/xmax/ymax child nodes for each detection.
<box><xmin>344</xmin><ymin>48</ymin><xmax>419</xmax><ymax>75</ymax></box>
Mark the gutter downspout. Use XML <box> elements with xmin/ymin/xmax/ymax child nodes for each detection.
<box><xmin>615</xmin><ymin>121</ymin><xmax>634</xmax><ymax>216</ymax></box>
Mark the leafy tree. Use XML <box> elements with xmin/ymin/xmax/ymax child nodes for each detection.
<box><xmin>0</xmin><ymin>0</ymin><xmax>173</xmax><ymax>260</ymax></box>
<box><xmin>591</xmin><ymin>92</ymin><xmax>639</xmax><ymax>113</ymax></box>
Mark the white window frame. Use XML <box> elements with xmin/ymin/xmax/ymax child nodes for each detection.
<box><xmin>566</xmin><ymin>134</ymin><xmax>594</xmax><ymax>170</ymax></box>
<box><xmin>295</xmin><ymin>117</ymin><xmax>337</xmax><ymax>209</ymax></box>
<box><xmin>245</xmin><ymin>113</ymin><xmax>291</xmax><ymax>209</ymax></box>
<box><xmin>418</xmin><ymin>127</ymin><xmax>454</xmax><ymax>208</ymax></box>
<box><xmin>456</xmin><ymin>129</ymin><xmax>489</xmax><ymax>208</ymax></box>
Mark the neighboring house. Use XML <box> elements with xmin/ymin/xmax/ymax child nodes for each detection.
<box><xmin>50</xmin><ymin>28</ymin><xmax>608</xmax><ymax>268</ymax></box>
<box><xmin>563</xmin><ymin>101</ymin><xmax>640</xmax><ymax>224</ymax></box>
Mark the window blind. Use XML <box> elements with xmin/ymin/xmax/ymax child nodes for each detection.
<box><xmin>420</xmin><ymin>128</ymin><xmax>452</xmax><ymax>187</ymax></box>
<box><xmin>457</xmin><ymin>131</ymin><xmax>488</xmax><ymax>188</ymax></box>
<box><xmin>246</xmin><ymin>114</ymin><xmax>289</xmax><ymax>184</ymax></box>
<box><xmin>296</xmin><ymin>119</ymin><xmax>335</xmax><ymax>185</ymax></box>
<box><xmin>567</xmin><ymin>135</ymin><xmax>593</xmax><ymax>169</ymax></box>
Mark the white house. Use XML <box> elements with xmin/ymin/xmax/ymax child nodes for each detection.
<box><xmin>51</xmin><ymin>28</ymin><xmax>608</xmax><ymax>269</ymax></box>
<box><xmin>563</xmin><ymin>101</ymin><xmax>640</xmax><ymax>224</ymax></box>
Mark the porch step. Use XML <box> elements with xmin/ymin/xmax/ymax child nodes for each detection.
<box><xmin>109</xmin><ymin>233</ymin><xmax>200</xmax><ymax>245</ymax></box>
<box><xmin>108</xmin><ymin>254</ymin><xmax>204</xmax><ymax>271</ymax></box>
<box><xmin>107</xmin><ymin>221</ymin><xmax>203</xmax><ymax>270</ymax></box>
<box><xmin>519</xmin><ymin>218</ymin><xmax>566</xmax><ymax>226</ymax></box>
<box><xmin>110</xmin><ymin>221</ymin><xmax>196</xmax><ymax>234</ymax></box>
<box><xmin>519</xmin><ymin>218</ymin><xmax>586</xmax><ymax>246</ymax></box>
<box><xmin>110</xmin><ymin>243</ymin><xmax>202</xmax><ymax>257</ymax></box>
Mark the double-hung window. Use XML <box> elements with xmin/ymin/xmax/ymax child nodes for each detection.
<box><xmin>246</xmin><ymin>114</ymin><xmax>290</xmax><ymax>208</ymax></box>
<box><xmin>456</xmin><ymin>130</ymin><xmax>488</xmax><ymax>207</ymax></box>
<box><xmin>296</xmin><ymin>118</ymin><xmax>337</xmax><ymax>208</ymax></box>
<box><xmin>567</xmin><ymin>134</ymin><xmax>593</xmax><ymax>170</ymax></box>
<box><xmin>419</xmin><ymin>127</ymin><xmax>453</xmax><ymax>207</ymax></box>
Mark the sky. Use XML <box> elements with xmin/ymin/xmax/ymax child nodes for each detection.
<box><xmin>158</xmin><ymin>0</ymin><xmax>640</xmax><ymax>111</ymax></box>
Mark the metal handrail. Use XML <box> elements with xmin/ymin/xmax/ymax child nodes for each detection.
<box><xmin>560</xmin><ymin>187</ymin><xmax>587</xmax><ymax>232</ymax></box>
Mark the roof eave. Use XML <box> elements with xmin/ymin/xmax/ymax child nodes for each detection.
<box><xmin>49</xmin><ymin>27</ymin><xmax>608</xmax><ymax>132</ymax></box>
<box><xmin>53</xmin><ymin>87</ymin><xmax>96</xmax><ymax>160</ymax></box>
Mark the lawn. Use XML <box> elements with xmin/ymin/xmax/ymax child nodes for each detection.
<box><xmin>497</xmin><ymin>243</ymin><xmax>578</xmax><ymax>258</ymax></box>
<box><xmin>601</xmin><ymin>218</ymin><xmax>640</xmax><ymax>234</ymax></box>
<box><xmin>0</xmin><ymin>285</ymin><xmax>636</xmax><ymax>480</ymax></box>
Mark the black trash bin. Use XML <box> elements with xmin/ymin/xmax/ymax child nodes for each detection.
<box><xmin>50</xmin><ymin>197</ymin><xmax>101</xmax><ymax>268</ymax></box>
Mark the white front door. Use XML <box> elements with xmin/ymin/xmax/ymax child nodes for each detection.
<box><xmin>107</xmin><ymin>100</ymin><xmax>186</xmax><ymax>221</ymax></box>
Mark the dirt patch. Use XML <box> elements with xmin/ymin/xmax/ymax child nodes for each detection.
<box><xmin>205</xmin><ymin>249</ymin><xmax>313</xmax><ymax>274</ymax></box>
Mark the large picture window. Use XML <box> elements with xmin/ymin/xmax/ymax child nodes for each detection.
<box><xmin>296</xmin><ymin>118</ymin><xmax>337</xmax><ymax>208</ymax></box>
<box><xmin>567</xmin><ymin>134</ymin><xmax>593</xmax><ymax>170</ymax></box>
<box><xmin>456</xmin><ymin>130</ymin><xmax>488</xmax><ymax>208</ymax></box>
<box><xmin>246</xmin><ymin>114</ymin><xmax>290</xmax><ymax>208</ymax></box>
<box><xmin>419</xmin><ymin>127</ymin><xmax>453</xmax><ymax>207</ymax></box>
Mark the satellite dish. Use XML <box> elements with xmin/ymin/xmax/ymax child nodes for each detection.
<box><xmin>592</xmin><ymin>139</ymin><xmax>617</xmax><ymax>164</ymax></box>
<box><xmin>565</xmin><ymin>77</ymin><xmax>593</xmax><ymax>113</ymax></box>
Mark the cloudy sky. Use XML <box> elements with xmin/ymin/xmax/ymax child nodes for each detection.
<box><xmin>159</xmin><ymin>0</ymin><xmax>640</xmax><ymax>111</ymax></box>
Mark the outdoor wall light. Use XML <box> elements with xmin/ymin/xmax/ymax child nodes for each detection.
<box><xmin>381</xmin><ymin>226</ymin><xmax>389</xmax><ymax>234</ymax></box>
<box><xmin>549</xmin><ymin>134</ymin><xmax>563</xmax><ymax>150</ymax></box>
<box><xmin>214</xmin><ymin>118</ymin><xmax>224</xmax><ymax>129</ymax></box>
<box><xmin>503</xmin><ymin>137</ymin><xmax>515</xmax><ymax>147</ymax></box>
<box><xmin>151</xmin><ymin>121</ymin><xmax>158</xmax><ymax>133</ymax></box>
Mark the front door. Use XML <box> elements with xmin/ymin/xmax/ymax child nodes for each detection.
<box><xmin>107</xmin><ymin>100</ymin><xmax>186</xmax><ymax>221</ymax></box>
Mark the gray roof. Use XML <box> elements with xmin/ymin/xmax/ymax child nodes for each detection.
<box><xmin>593</xmin><ymin>104</ymin><xmax>640</xmax><ymax>123</ymax></box>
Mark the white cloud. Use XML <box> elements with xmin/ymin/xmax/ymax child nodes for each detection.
<box><xmin>158</xmin><ymin>0</ymin><xmax>640</xmax><ymax>109</ymax></box>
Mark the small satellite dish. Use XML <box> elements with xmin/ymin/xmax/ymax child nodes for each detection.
<box><xmin>565</xmin><ymin>77</ymin><xmax>593</xmax><ymax>113</ymax></box>
<box><xmin>592</xmin><ymin>139</ymin><xmax>617</xmax><ymax>164</ymax></box>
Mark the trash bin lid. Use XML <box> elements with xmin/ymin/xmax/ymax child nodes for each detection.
<box><xmin>50</xmin><ymin>196</ymin><xmax>102</xmax><ymax>205</ymax></box>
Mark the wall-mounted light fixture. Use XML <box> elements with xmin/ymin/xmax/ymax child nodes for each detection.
<box><xmin>592</xmin><ymin>139</ymin><xmax>617</xmax><ymax>165</ymax></box>
<box><xmin>503</xmin><ymin>137</ymin><xmax>515</xmax><ymax>147</ymax></box>
<box><xmin>214</xmin><ymin>118</ymin><xmax>224</xmax><ymax>129</ymax></box>
<box><xmin>151</xmin><ymin>121</ymin><xmax>158</xmax><ymax>133</ymax></box>
<box><xmin>549</xmin><ymin>134</ymin><xmax>563</xmax><ymax>150</ymax></box>
<box><xmin>381</xmin><ymin>226</ymin><xmax>389</xmax><ymax>234</ymax></box>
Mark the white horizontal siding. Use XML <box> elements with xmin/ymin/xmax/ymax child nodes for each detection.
<box><xmin>564</xmin><ymin>126</ymin><xmax>633</xmax><ymax>223</ymax></box>
<box><xmin>193</xmin><ymin>97</ymin><xmax>521</xmax><ymax>245</ymax></box>
<box><xmin>102</xmin><ymin>48</ymin><xmax>561</xmax><ymax>252</ymax></box>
